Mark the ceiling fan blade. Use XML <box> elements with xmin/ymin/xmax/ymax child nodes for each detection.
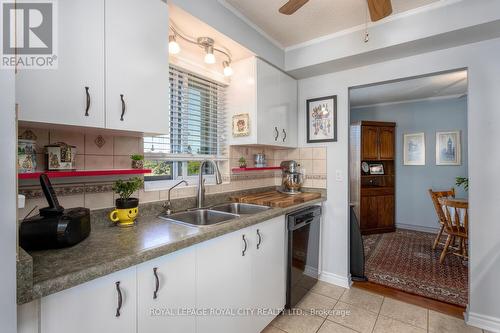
<box><xmin>367</xmin><ymin>0</ymin><xmax>393</xmax><ymax>21</ymax></box>
<box><xmin>279</xmin><ymin>0</ymin><xmax>309</xmax><ymax>15</ymax></box>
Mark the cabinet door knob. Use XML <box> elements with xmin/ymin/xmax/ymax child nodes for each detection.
<box><xmin>120</xmin><ymin>94</ymin><xmax>126</xmax><ymax>121</ymax></box>
<box><xmin>256</xmin><ymin>229</ymin><xmax>262</xmax><ymax>249</ymax></box>
<box><xmin>282</xmin><ymin>129</ymin><xmax>287</xmax><ymax>142</ymax></box>
<box><xmin>115</xmin><ymin>281</ymin><xmax>122</xmax><ymax>317</ymax></box>
<box><xmin>274</xmin><ymin>127</ymin><xmax>279</xmax><ymax>141</ymax></box>
<box><xmin>84</xmin><ymin>87</ymin><xmax>90</xmax><ymax>117</ymax></box>
<box><xmin>153</xmin><ymin>267</ymin><xmax>160</xmax><ymax>299</ymax></box>
<box><xmin>242</xmin><ymin>234</ymin><xmax>248</xmax><ymax>256</ymax></box>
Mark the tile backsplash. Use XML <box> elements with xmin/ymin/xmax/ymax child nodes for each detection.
<box><xmin>229</xmin><ymin>146</ymin><xmax>327</xmax><ymax>188</ymax></box>
<box><xmin>18</xmin><ymin>127</ymin><xmax>327</xmax><ymax>217</ymax></box>
<box><xmin>18</xmin><ymin>127</ymin><xmax>143</xmax><ymax>171</ymax></box>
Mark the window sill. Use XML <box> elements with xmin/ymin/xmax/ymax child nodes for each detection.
<box><xmin>144</xmin><ymin>178</ymin><xmax>226</xmax><ymax>191</ymax></box>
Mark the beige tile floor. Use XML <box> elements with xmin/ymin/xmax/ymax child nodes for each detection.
<box><xmin>262</xmin><ymin>282</ymin><xmax>485</xmax><ymax>333</ymax></box>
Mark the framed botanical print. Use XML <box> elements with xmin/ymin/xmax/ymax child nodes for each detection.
<box><xmin>436</xmin><ymin>131</ymin><xmax>461</xmax><ymax>165</ymax></box>
<box><xmin>232</xmin><ymin>113</ymin><xmax>250</xmax><ymax>137</ymax></box>
<box><xmin>403</xmin><ymin>132</ymin><xmax>425</xmax><ymax>165</ymax></box>
<box><xmin>306</xmin><ymin>95</ymin><xmax>337</xmax><ymax>143</ymax></box>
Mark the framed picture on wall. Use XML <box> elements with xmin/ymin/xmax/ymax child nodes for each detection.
<box><xmin>306</xmin><ymin>95</ymin><xmax>337</xmax><ymax>143</ymax></box>
<box><xmin>436</xmin><ymin>131</ymin><xmax>461</xmax><ymax>165</ymax></box>
<box><xmin>403</xmin><ymin>132</ymin><xmax>425</xmax><ymax>165</ymax></box>
<box><xmin>232</xmin><ymin>113</ymin><xmax>250</xmax><ymax>137</ymax></box>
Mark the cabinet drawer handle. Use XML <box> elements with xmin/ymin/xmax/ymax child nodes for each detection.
<box><xmin>256</xmin><ymin>229</ymin><xmax>262</xmax><ymax>249</ymax></box>
<box><xmin>84</xmin><ymin>86</ymin><xmax>90</xmax><ymax>117</ymax></box>
<box><xmin>115</xmin><ymin>281</ymin><xmax>122</xmax><ymax>317</ymax></box>
<box><xmin>153</xmin><ymin>267</ymin><xmax>160</xmax><ymax>299</ymax></box>
<box><xmin>242</xmin><ymin>234</ymin><xmax>247</xmax><ymax>256</ymax></box>
<box><xmin>282</xmin><ymin>129</ymin><xmax>287</xmax><ymax>142</ymax></box>
<box><xmin>274</xmin><ymin>127</ymin><xmax>279</xmax><ymax>141</ymax></box>
<box><xmin>120</xmin><ymin>94</ymin><xmax>126</xmax><ymax>121</ymax></box>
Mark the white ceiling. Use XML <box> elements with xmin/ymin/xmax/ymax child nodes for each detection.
<box><xmin>350</xmin><ymin>70</ymin><xmax>468</xmax><ymax>108</ymax></box>
<box><xmin>221</xmin><ymin>0</ymin><xmax>440</xmax><ymax>47</ymax></box>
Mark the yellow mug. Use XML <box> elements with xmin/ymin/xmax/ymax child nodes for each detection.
<box><xmin>109</xmin><ymin>207</ymin><xmax>139</xmax><ymax>227</ymax></box>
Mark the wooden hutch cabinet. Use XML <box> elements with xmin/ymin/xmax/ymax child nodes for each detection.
<box><xmin>350</xmin><ymin>121</ymin><xmax>396</xmax><ymax>234</ymax></box>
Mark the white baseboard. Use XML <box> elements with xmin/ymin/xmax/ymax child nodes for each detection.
<box><xmin>466</xmin><ymin>310</ymin><xmax>500</xmax><ymax>332</ymax></box>
<box><xmin>396</xmin><ymin>223</ymin><xmax>440</xmax><ymax>233</ymax></box>
<box><xmin>304</xmin><ymin>265</ymin><xmax>319</xmax><ymax>279</ymax></box>
<box><xmin>319</xmin><ymin>271</ymin><xmax>351</xmax><ymax>289</ymax></box>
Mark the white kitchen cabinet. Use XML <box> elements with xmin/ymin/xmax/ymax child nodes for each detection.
<box><xmin>196</xmin><ymin>227</ymin><xmax>254</xmax><ymax>333</ymax></box>
<box><xmin>17</xmin><ymin>0</ymin><xmax>169</xmax><ymax>135</ymax></box>
<box><xmin>40</xmin><ymin>266</ymin><xmax>136</xmax><ymax>333</ymax></box>
<box><xmin>196</xmin><ymin>216</ymin><xmax>286</xmax><ymax>333</ymax></box>
<box><xmin>227</xmin><ymin>57</ymin><xmax>298</xmax><ymax>148</ymax></box>
<box><xmin>18</xmin><ymin>300</ymin><xmax>40</xmax><ymax>333</ymax></box>
<box><xmin>16</xmin><ymin>0</ymin><xmax>105</xmax><ymax>128</ymax></box>
<box><xmin>105</xmin><ymin>0</ymin><xmax>169</xmax><ymax>134</ymax></box>
<box><xmin>21</xmin><ymin>216</ymin><xmax>287</xmax><ymax>333</ymax></box>
<box><xmin>250</xmin><ymin>217</ymin><xmax>286</xmax><ymax>332</ymax></box>
<box><xmin>137</xmin><ymin>247</ymin><xmax>196</xmax><ymax>333</ymax></box>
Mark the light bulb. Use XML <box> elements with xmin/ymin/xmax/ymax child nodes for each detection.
<box><xmin>168</xmin><ymin>35</ymin><xmax>180</xmax><ymax>54</ymax></box>
<box><xmin>223</xmin><ymin>61</ymin><xmax>233</xmax><ymax>76</ymax></box>
<box><xmin>204</xmin><ymin>46</ymin><xmax>216</xmax><ymax>64</ymax></box>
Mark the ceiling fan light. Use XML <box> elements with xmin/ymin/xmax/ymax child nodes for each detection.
<box><xmin>204</xmin><ymin>46</ymin><xmax>216</xmax><ymax>64</ymax></box>
<box><xmin>223</xmin><ymin>61</ymin><xmax>233</xmax><ymax>76</ymax></box>
<box><xmin>168</xmin><ymin>35</ymin><xmax>180</xmax><ymax>54</ymax></box>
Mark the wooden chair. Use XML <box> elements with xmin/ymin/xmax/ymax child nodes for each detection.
<box><xmin>428</xmin><ymin>188</ymin><xmax>455</xmax><ymax>250</ymax></box>
<box><xmin>439</xmin><ymin>198</ymin><xmax>468</xmax><ymax>263</ymax></box>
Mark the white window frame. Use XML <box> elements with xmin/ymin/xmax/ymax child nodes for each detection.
<box><xmin>144</xmin><ymin>65</ymin><xmax>227</xmax><ymax>191</ymax></box>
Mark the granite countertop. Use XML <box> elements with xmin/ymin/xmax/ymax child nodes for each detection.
<box><xmin>17</xmin><ymin>192</ymin><xmax>326</xmax><ymax>304</ymax></box>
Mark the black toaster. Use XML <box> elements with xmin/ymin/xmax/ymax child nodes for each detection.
<box><xmin>19</xmin><ymin>174</ymin><xmax>91</xmax><ymax>251</ymax></box>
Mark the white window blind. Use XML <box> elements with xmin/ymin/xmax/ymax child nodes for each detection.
<box><xmin>144</xmin><ymin>65</ymin><xmax>227</xmax><ymax>160</ymax></box>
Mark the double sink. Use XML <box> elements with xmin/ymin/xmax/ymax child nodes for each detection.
<box><xmin>159</xmin><ymin>203</ymin><xmax>271</xmax><ymax>228</ymax></box>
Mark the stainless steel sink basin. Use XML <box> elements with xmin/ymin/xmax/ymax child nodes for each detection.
<box><xmin>210</xmin><ymin>203</ymin><xmax>271</xmax><ymax>215</ymax></box>
<box><xmin>159</xmin><ymin>209</ymin><xmax>239</xmax><ymax>227</ymax></box>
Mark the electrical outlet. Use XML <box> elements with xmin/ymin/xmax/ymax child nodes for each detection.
<box><xmin>335</xmin><ymin>170</ymin><xmax>343</xmax><ymax>181</ymax></box>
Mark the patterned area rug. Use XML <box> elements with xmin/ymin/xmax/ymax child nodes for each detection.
<box><xmin>363</xmin><ymin>229</ymin><xmax>468</xmax><ymax>307</ymax></box>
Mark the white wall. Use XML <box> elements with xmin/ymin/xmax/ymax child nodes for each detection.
<box><xmin>286</xmin><ymin>0</ymin><xmax>500</xmax><ymax>77</ymax></box>
<box><xmin>0</xmin><ymin>67</ymin><xmax>17</xmax><ymax>331</ymax></box>
<box><xmin>298</xmin><ymin>38</ymin><xmax>500</xmax><ymax>331</ymax></box>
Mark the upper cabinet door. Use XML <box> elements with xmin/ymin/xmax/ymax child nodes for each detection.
<box><xmin>40</xmin><ymin>267</ymin><xmax>136</xmax><ymax>333</ymax></box>
<box><xmin>280</xmin><ymin>72</ymin><xmax>298</xmax><ymax>147</ymax></box>
<box><xmin>361</xmin><ymin>126</ymin><xmax>379</xmax><ymax>160</ymax></box>
<box><xmin>378</xmin><ymin>127</ymin><xmax>395</xmax><ymax>160</ymax></box>
<box><xmin>105</xmin><ymin>0</ymin><xmax>169</xmax><ymax>134</ymax></box>
<box><xmin>137</xmin><ymin>247</ymin><xmax>196</xmax><ymax>333</ymax></box>
<box><xmin>16</xmin><ymin>0</ymin><xmax>105</xmax><ymax>128</ymax></box>
<box><xmin>256</xmin><ymin>59</ymin><xmax>282</xmax><ymax>146</ymax></box>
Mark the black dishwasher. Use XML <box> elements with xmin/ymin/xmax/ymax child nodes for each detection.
<box><xmin>286</xmin><ymin>205</ymin><xmax>322</xmax><ymax>309</ymax></box>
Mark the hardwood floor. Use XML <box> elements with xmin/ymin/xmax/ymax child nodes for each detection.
<box><xmin>353</xmin><ymin>281</ymin><xmax>466</xmax><ymax>319</ymax></box>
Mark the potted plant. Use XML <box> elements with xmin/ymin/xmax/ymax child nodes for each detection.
<box><xmin>456</xmin><ymin>177</ymin><xmax>469</xmax><ymax>191</ymax></box>
<box><xmin>130</xmin><ymin>154</ymin><xmax>144</xmax><ymax>169</ymax></box>
<box><xmin>109</xmin><ymin>177</ymin><xmax>143</xmax><ymax>227</ymax></box>
<box><xmin>238</xmin><ymin>156</ymin><xmax>247</xmax><ymax>168</ymax></box>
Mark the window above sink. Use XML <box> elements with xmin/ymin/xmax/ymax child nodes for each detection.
<box><xmin>143</xmin><ymin>65</ymin><xmax>229</xmax><ymax>190</ymax></box>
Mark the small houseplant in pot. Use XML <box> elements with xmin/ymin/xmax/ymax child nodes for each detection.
<box><xmin>238</xmin><ymin>157</ymin><xmax>247</xmax><ymax>168</ymax></box>
<box><xmin>130</xmin><ymin>154</ymin><xmax>144</xmax><ymax>169</ymax></box>
<box><xmin>110</xmin><ymin>177</ymin><xmax>143</xmax><ymax>227</ymax></box>
<box><xmin>456</xmin><ymin>177</ymin><xmax>469</xmax><ymax>191</ymax></box>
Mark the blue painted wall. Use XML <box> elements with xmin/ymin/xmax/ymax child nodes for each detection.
<box><xmin>351</xmin><ymin>96</ymin><xmax>468</xmax><ymax>231</ymax></box>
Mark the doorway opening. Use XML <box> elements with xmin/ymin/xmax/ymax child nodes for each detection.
<box><xmin>348</xmin><ymin>69</ymin><xmax>469</xmax><ymax>308</ymax></box>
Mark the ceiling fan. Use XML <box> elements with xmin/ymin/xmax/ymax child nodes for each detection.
<box><xmin>279</xmin><ymin>0</ymin><xmax>393</xmax><ymax>22</ymax></box>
